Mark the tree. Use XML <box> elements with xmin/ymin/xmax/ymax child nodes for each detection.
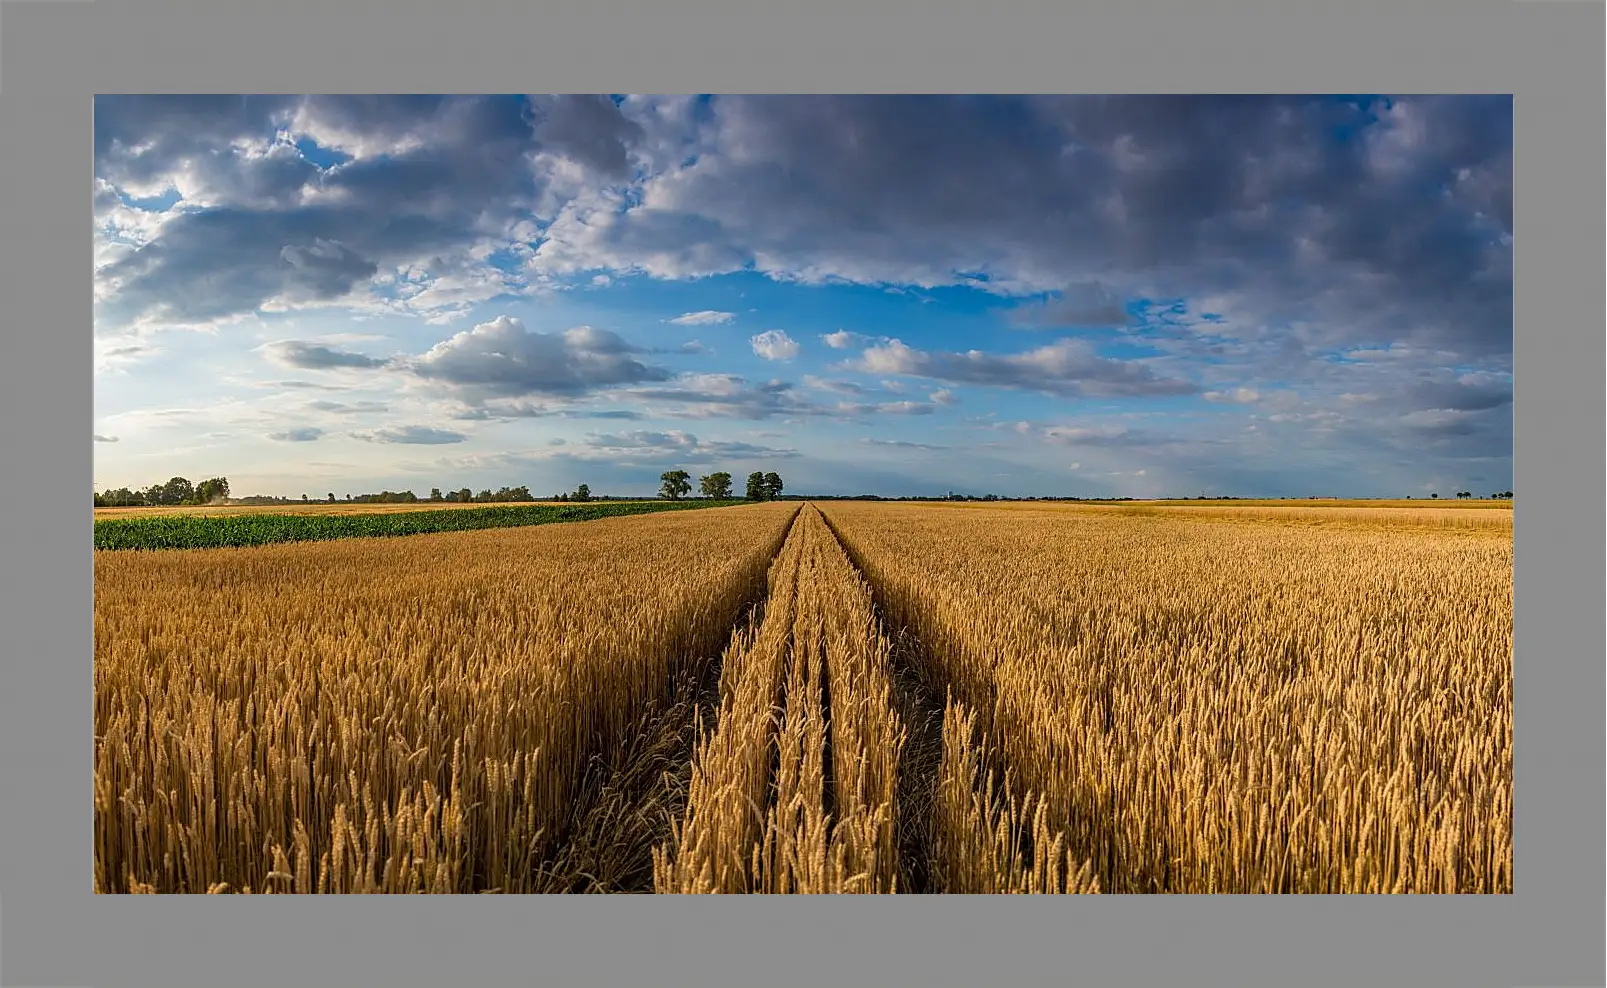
<box><xmin>660</xmin><ymin>470</ymin><xmax>692</xmax><ymax>500</ymax></box>
<box><xmin>1456</xmin><ymin>490</ymin><xmax>1472</xmax><ymax>499</ymax></box>
<box><xmin>430</xmin><ymin>488</ymin><xmax>443</xmax><ymax>501</ymax></box>
<box><xmin>1429</xmin><ymin>492</ymin><xmax>1438</xmax><ymax>499</ymax></box>
<box><xmin>573</xmin><ymin>483</ymin><xmax>592</xmax><ymax>503</ymax></box>
<box><xmin>194</xmin><ymin>477</ymin><xmax>230</xmax><ymax>504</ymax></box>
<box><xmin>746</xmin><ymin>471</ymin><xmax>768</xmax><ymax>501</ymax></box>
<box><xmin>302</xmin><ymin>493</ymin><xmax>309</xmax><ymax>502</ymax></box>
<box><xmin>763</xmin><ymin>472</ymin><xmax>783</xmax><ymax>500</ymax></box>
<box><xmin>700</xmin><ymin>472</ymin><xmax>733</xmax><ymax>500</ymax></box>
<box><xmin>158</xmin><ymin>476</ymin><xmax>195</xmax><ymax>505</ymax></box>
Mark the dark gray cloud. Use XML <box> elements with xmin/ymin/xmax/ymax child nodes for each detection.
<box><xmin>352</xmin><ymin>425</ymin><xmax>466</xmax><ymax>445</ymax></box>
<box><xmin>528</xmin><ymin>94</ymin><xmax>645</xmax><ymax>179</ymax></box>
<box><xmin>93</xmin><ymin>95</ymin><xmax>644</xmax><ymax>329</ymax></box>
<box><xmin>278</xmin><ymin>239</ymin><xmax>380</xmax><ymax>300</ymax></box>
<box><xmin>1009</xmin><ymin>281</ymin><xmax>1128</xmax><ymax>329</ymax></box>
<box><xmin>267</xmin><ymin>427</ymin><xmax>325</xmax><ymax>442</ymax></box>
<box><xmin>849</xmin><ymin>337</ymin><xmax>1196</xmax><ymax>398</ymax></box>
<box><xmin>97</xmin><ymin>95</ymin><xmax>1510</xmax><ymax>374</ymax></box>
<box><xmin>536</xmin><ymin>95</ymin><xmax>1510</xmax><ymax>361</ymax></box>
<box><xmin>262</xmin><ymin>340</ymin><xmax>387</xmax><ymax>370</ymax></box>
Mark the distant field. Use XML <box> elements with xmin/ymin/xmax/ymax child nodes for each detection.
<box><xmin>979</xmin><ymin>502</ymin><xmax>1513</xmax><ymax>531</ymax></box>
<box><xmin>92</xmin><ymin>499</ymin><xmax>654</xmax><ymax>519</ymax></box>
<box><xmin>94</xmin><ymin>500</ymin><xmax>743</xmax><ymax>550</ymax></box>
<box><xmin>1079</xmin><ymin>498</ymin><xmax>1511</xmax><ymax>509</ymax></box>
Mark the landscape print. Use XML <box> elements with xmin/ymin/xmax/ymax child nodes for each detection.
<box><xmin>93</xmin><ymin>95</ymin><xmax>1513</xmax><ymax>894</ymax></box>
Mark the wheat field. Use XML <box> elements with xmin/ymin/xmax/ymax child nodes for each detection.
<box><xmin>93</xmin><ymin>503</ymin><xmax>797</xmax><ymax>893</ymax></box>
<box><xmin>820</xmin><ymin>502</ymin><xmax>1513</xmax><ymax>893</ymax></box>
<box><xmin>94</xmin><ymin>499</ymin><xmax>1512</xmax><ymax>894</ymax></box>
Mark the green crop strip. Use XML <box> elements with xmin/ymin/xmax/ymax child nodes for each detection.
<box><xmin>94</xmin><ymin>501</ymin><xmax>752</xmax><ymax>551</ymax></box>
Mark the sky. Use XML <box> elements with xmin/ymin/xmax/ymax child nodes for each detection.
<box><xmin>92</xmin><ymin>95</ymin><xmax>1513</xmax><ymax>499</ymax></box>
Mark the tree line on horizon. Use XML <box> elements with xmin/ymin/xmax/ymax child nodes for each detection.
<box><xmin>653</xmin><ymin>470</ymin><xmax>784</xmax><ymax>502</ymax></box>
<box><xmin>94</xmin><ymin>472</ymin><xmax>1513</xmax><ymax>508</ymax></box>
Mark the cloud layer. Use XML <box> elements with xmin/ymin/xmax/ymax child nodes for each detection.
<box><xmin>93</xmin><ymin>95</ymin><xmax>1511</xmax><ymax>497</ymax></box>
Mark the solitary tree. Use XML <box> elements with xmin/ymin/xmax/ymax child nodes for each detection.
<box><xmin>573</xmin><ymin>483</ymin><xmax>592</xmax><ymax>502</ymax></box>
<box><xmin>746</xmin><ymin>471</ymin><xmax>768</xmax><ymax>501</ymax></box>
<box><xmin>700</xmin><ymin>471</ymin><xmax>734</xmax><ymax>500</ymax></box>
<box><xmin>194</xmin><ymin>477</ymin><xmax>230</xmax><ymax>504</ymax></box>
<box><xmin>763</xmin><ymin>472</ymin><xmax>784</xmax><ymax>500</ymax></box>
<box><xmin>660</xmin><ymin>470</ymin><xmax>692</xmax><ymax>500</ymax></box>
<box><xmin>328</xmin><ymin>492</ymin><xmax>336</xmax><ymax>503</ymax></box>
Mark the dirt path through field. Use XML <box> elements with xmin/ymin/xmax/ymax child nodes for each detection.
<box><xmin>812</xmin><ymin>506</ymin><xmax>944</xmax><ymax>892</ymax></box>
<box><xmin>531</xmin><ymin>504</ymin><xmax>804</xmax><ymax>892</ymax></box>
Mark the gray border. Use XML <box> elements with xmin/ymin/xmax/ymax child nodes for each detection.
<box><xmin>2</xmin><ymin>1</ymin><xmax>1599</xmax><ymax>986</ymax></box>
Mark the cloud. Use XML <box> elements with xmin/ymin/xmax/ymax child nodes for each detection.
<box><xmin>261</xmin><ymin>340</ymin><xmax>387</xmax><ymax>370</ymax></box>
<box><xmin>400</xmin><ymin>315</ymin><xmax>672</xmax><ymax>402</ymax></box>
<box><xmin>1040</xmin><ymin>425</ymin><xmax>1148</xmax><ymax>447</ymax></box>
<box><xmin>447</xmin><ymin>399</ymin><xmax>645</xmax><ymax>422</ymax></box>
<box><xmin>93</xmin><ymin>95</ymin><xmax>651</xmax><ymax>330</ymax></box>
<box><xmin>801</xmin><ymin>375</ymin><xmax>867</xmax><ymax>396</ymax></box>
<box><xmin>95</xmin><ymin>95</ymin><xmax>1510</xmax><ymax>379</ymax></box>
<box><xmin>583</xmin><ymin>430</ymin><xmax>799</xmax><ymax>462</ymax></box>
<box><xmin>446</xmin><ymin>430</ymin><xmax>800</xmax><ymax>470</ymax></box>
<box><xmin>258</xmin><ymin>379</ymin><xmax>351</xmax><ymax>391</ymax></box>
<box><xmin>305</xmin><ymin>400</ymin><xmax>390</xmax><ymax>414</ymax></box>
<box><xmin>930</xmin><ymin>388</ymin><xmax>957</xmax><ymax>405</ymax></box>
<box><xmin>859</xmin><ymin>437</ymin><xmax>948</xmax><ymax>451</ymax></box>
<box><xmin>1009</xmin><ymin>281</ymin><xmax>1128</xmax><ymax>329</ymax></box>
<box><xmin>837</xmin><ymin>400</ymin><xmax>937</xmax><ymax>416</ymax></box>
<box><xmin>750</xmin><ymin>329</ymin><xmax>801</xmax><ymax>361</ymax></box>
<box><xmin>822</xmin><ymin>330</ymin><xmax>869</xmax><ymax>349</ymax></box>
<box><xmin>268</xmin><ymin>427</ymin><xmax>325</xmax><ymax>442</ymax></box>
<box><xmin>669</xmin><ymin>310</ymin><xmax>735</xmax><ymax>326</ymax></box>
<box><xmin>849</xmin><ymin>337</ymin><xmax>1196</xmax><ymax>398</ymax></box>
<box><xmin>528</xmin><ymin>96</ymin><xmax>1507</xmax><ymax>360</ymax></box>
<box><xmin>528</xmin><ymin>94</ymin><xmax>646</xmax><ymax>179</ymax></box>
<box><xmin>1202</xmin><ymin>388</ymin><xmax>1261</xmax><ymax>404</ymax></box>
<box><xmin>352</xmin><ymin>425</ymin><xmax>466</xmax><ymax>445</ymax></box>
<box><xmin>94</xmin><ymin>434</ymin><xmax>120</xmax><ymax>443</ymax></box>
<box><xmin>628</xmin><ymin>373</ymin><xmax>828</xmax><ymax>420</ymax></box>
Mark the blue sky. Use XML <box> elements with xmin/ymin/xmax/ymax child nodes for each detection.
<box><xmin>92</xmin><ymin>95</ymin><xmax>1513</xmax><ymax>499</ymax></box>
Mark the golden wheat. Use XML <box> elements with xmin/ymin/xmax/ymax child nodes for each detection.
<box><xmin>97</xmin><ymin>497</ymin><xmax>1512</xmax><ymax>895</ymax></box>
<box><xmin>820</xmin><ymin>501</ymin><xmax>1512</xmax><ymax>893</ymax></box>
<box><xmin>656</xmin><ymin>506</ymin><xmax>913</xmax><ymax>893</ymax></box>
<box><xmin>94</xmin><ymin>503</ymin><xmax>798</xmax><ymax>893</ymax></box>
